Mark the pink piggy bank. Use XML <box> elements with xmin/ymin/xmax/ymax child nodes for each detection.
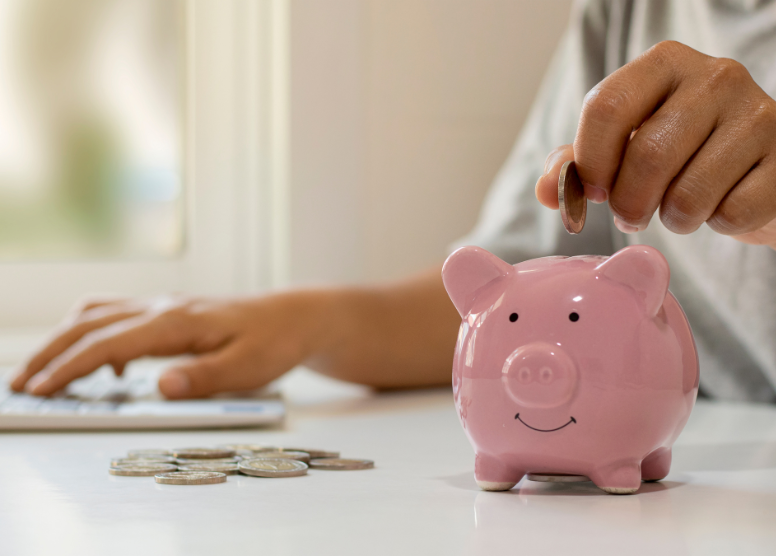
<box><xmin>442</xmin><ymin>244</ymin><xmax>698</xmax><ymax>494</ymax></box>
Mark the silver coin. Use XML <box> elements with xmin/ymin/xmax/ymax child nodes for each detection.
<box><xmin>176</xmin><ymin>457</ymin><xmax>239</xmax><ymax>464</ymax></box>
<box><xmin>239</xmin><ymin>458</ymin><xmax>308</xmax><ymax>478</ymax></box>
<box><xmin>308</xmin><ymin>458</ymin><xmax>374</xmax><ymax>470</ymax></box>
<box><xmin>171</xmin><ymin>447</ymin><xmax>236</xmax><ymax>459</ymax></box>
<box><xmin>111</xmin><ymin>456</ymin><xmax>176</xmax><ymax>466</ymax></box>
<box><xmin>109</xmin><ymin>463</ymin><xmax>178</xmax><ymax>477</ymax></box>
<box><xmin>217</xmin><ymin>444</ymin><xmax>278</xmax><ymax>454</ymax></box>
<box><xmin>243</xmin><ymin>450</ymin><xmax>311</xmax><ymax>463</ymax></box>
<box><xmin>283</xmin><ymin>448</ymin><xmax>340</xmax><ymax>459</ymax></box>
<box><xmin>558</xmin><ymin>160</ymin><xmax>587</xmax><ymax>235</ymax></box>
<box><xmin>178</xmin><ymin>463</ymin><xmax>240</xmax><ymax>475</ymax></box>
<box><xmin>527</xmin><ymin>473</ymin><xmax>590</xmax><ymax>483</ymax></box>
<box><xmin>154</xmin><ymin>471</ymin><xmax>227</xmax><ymax>485</ymax></box>
<box><xmin>127</xmin><ymin>449</ymin><xmax>171</xmax><ymax>457</ymax></box>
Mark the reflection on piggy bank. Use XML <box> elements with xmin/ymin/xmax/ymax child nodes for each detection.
<box><xmin>442</xmin><ymin>245</ymin><xmax>698</xmax><ymax>494</ymax></box>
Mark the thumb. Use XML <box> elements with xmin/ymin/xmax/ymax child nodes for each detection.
<box><xmin>158</xmin><ymin>346</ymin><xmax>254</xmax><ymax>399</ymax></box>
<box><xmin>535</xmin><ymin>144</ymin><xmax>575</xmax><ymax>209</ymax></box>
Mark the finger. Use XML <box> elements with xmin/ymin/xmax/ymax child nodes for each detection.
<box><xmin>574</xmin><ymin>41</ymin><xmax>701</xmax><ymax>194</ymax></box>
<box><xmin>535</xmin><ymin>145</ymin><xmax>574</xmax><ymax>209</ymax></box>
<box><xmin>733</xmin><ymin>216</ymin><xmax>776</xmax><ymax>249</ymax></box>
<box><xmin>63</xmin><ymin>295</ymin><xmax>133</xmax><ymax>324</ymax></box>
<box><xmin>659</xmin><ymin>120</ymin><xmax>768</xmax><ymax>234</ymax></box>
<box><xmin>607</xmin><ymin>85</ymin><xmax>719</xmax><ymax>231</ymax></box>
<box><xmin>26</xmin><ymin>311</ymin><xmax>205</xmax><ymax>396</ymax></box>
<box><xmin>535</xmin><ymin>145</ymin><xmax>607</xmax><ymax>209</ymax></box>
<box><xmin>706</xmin><ymin>157</ymin><xmax>776</xmax><ymax>236</ymax></box>
<box><xmin>10</xmin><ymin>306</ymin><xmax>146</xmax><ymax>392</ymax></box>
<box><xmin>158</xmin><ymin>342</ymin><xmax>261</xmax><ymax>399</ymax></box>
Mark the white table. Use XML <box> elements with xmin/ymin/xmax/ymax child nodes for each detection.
<box><xmin>1</xmin><ymin>369</ymin><xmax>775</xmax><ymax>556</ymax></box>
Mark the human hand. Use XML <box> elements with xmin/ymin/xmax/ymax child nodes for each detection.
<box><xmin>535</xmin><ymin>41</ymin><xmax>776</xmax><ymax>249</ymax></box>
<box><xmin>10</xmin><ymin>292</ymin><xmax>335</xmax><ymax>399</ymax></box>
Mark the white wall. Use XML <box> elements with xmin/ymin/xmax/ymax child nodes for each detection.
<box><xmin>287</xmin><ymin>0</ymin><xmax>573</xmax><ymax>285</ymax></box>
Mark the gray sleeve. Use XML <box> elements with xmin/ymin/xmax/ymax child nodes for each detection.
<box><xmin>451</xmin><ymin>0</ymin><xmax>622</xmax><ymax>264</ymax></box>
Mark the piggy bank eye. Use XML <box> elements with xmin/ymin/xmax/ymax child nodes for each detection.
<box><xmin>509</xmin><ymin>313</ymin><xmax>519</xmax><ymax>322</ymax></box>
<box><xmin>569</xmin><ymin>312</ymin><xmax>580</xmax><ymax>322</ymax></box>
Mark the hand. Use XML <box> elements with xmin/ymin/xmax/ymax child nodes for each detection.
<box><xmin>535</xmin><ymin>41</ymin><xmax>776</xmax><ymax>249</ymax></box>
<box><xmin>10</xmin><ymin>292</ymin><xmax>334</xmax><ymax>398</ymax></box>
<box><xmin>10</xmin><ymin>267</ymin><xmax>460</xmax><ymax>398</ymax></box>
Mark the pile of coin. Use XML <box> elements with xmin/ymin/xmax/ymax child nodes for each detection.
<box><xmin>109</xmin><ymin>444</ymin><xmax>374</xmax><ymax>485</ymax></box>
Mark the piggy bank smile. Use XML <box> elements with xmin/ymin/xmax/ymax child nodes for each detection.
<box><xmin>514</xmin><ymin>413</ymin><xmax>576</xmax><ymax>432</ymax></box>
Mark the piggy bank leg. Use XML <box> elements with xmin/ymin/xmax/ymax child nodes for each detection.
<box><xmin>641</xmin><ymin>447</ymin><xmax>671</xmax><ymax>482</ymax></box>
<box><xmin>589</xmin><ymin>461</ymin><xmax>641</xmax><ymax>495</ymax></box>
<box><xmin>474</xmin><ymin>453</ymin><xmax>522</xmax><ymax>492</ymax></box>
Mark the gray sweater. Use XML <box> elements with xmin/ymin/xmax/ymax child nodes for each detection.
<box><xmin>454</xmin><ymin>0</ymin><xmax>776</xmax><ymax>402</ymax></box>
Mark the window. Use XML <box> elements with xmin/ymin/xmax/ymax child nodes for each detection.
<box><xmin>0</xmin><ymin>0</ymin><xmax>289</xmax><ymax>326</ymax></box>
<box><xmin>0</xmin><ymin>0</ymin><xmax>184</xmax><ymax>258</ymax></box>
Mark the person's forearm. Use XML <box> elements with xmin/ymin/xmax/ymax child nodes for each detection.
<box><xmin>305</xmin><ymin>265</ymin><xmax>460</xmax><ymax>389</ymax></box>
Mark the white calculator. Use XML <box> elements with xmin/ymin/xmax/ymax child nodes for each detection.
<box><xmin>0</xmin><ymin>363</ymin><xmax>285</xmax><ymax>430</ymax></box>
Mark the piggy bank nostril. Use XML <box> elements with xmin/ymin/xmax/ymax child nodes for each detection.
<box><xmin>517</xmin><ymin>367</ymin><xmax>532</xmax><ymax>384</ymax></box>
<box><xmin>539</xmin><ymin>367</ymin><xmax>553</xmax><ymax>384</ymax></box>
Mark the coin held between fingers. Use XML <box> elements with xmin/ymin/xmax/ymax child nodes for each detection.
<box><xmin>559</xmin><ymin>160</ymin><xmax>587</xmax><ymax>235</ymax></box>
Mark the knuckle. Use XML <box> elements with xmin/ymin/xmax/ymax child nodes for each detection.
<box><xmin>582</xmin><ymin>85</ymin><xmax>631</xmax><ymax>123</ymax></box>
<box><xmin>707</xmin><ymin>199</ymin><xmax>753</xmax><ymax>235</ymax></box>
<box><xmin>748</xmin><ymin>99</ymin><xmax>776</xmax><ymax>133</ymax></box>
<box><xmin>706</xmin><ymin>57</ymin><xmax>749</xmax><ymax>89</ymax></box>
<box><xmin>155</xmin><ymin>300</ymin><xmax>194</xmax><ymax>323</ymax></box>
<box><xmin>630</xmin><ymin>134</ymin><xmax>671</xmax><ymax>173</ymax></box>
<box><xmin>79</xmin><ymin>329</ymin><xmax>111</xmax><ymax>351</ymax></box>
<box><xmin>646</xmin><ymin>40</ymin><xmax>688</xmax><ymax>64</ymax></box>
<box><xmin>609</xmin><ymin>200</ymin><xmax>647</xmax><ymax>226</ymax></box>
<box><xmin>70</xmin><ymin>295</ymin><xmax>103</xmax><ymax>314</ymax></box>
<box><xmin>660</xmin><ymin>184</ymin><xmax>707</xmax><ymax>233</ymax></box>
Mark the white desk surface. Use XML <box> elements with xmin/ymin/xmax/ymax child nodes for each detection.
<box><xmin>1</xmin><ymin>368</ymin><xmax>775</xmax><ymax>556</ymax></box>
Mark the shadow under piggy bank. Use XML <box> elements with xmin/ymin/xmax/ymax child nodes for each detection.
<box><xmin>440</xmin><ymin>470</ymin><xmax>682</xmax><ymax>496</ymax></box>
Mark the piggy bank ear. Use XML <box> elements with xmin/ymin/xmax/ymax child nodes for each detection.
<box><xmin>595</xmin><ymin>245</ymin><xmax>670</xmax><ymax>317</ymax></box>
<box><xmin>442</xmin><ymin>246</ymin><xmax>513</xmax><ymax>317</ymax></box>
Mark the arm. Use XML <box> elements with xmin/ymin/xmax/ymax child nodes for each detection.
<box><xmin>10</xmin><ymin>267</ymin><xmax>460</xmax><ymax>398</ymax></box>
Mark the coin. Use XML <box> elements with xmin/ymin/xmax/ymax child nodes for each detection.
<box><xmin>127</xmin><ymin>449</ymin><xmax>171</xmax><ymax>457</ymax></box>
<box><xmin>154</xmin><ymin>471</ymin><xmax>227</xmax><ymax>485</ymax></box>
<box><xmin>176</xmin><ymin>457</ymin><xmax>238</xmax><ymax>465</ymax></box>
<box><xmin>217</xmin><ymin>444</ymin><xmax>278</xmax><ymax>454</ymax></box>
<box><xmin>283</xmin><ymin>448</ymin><xmax>339</xmax><ymax>459</ymax></box>
<box><xmin>527</xmin><ymin>473</ymin><xmax>590</xmax><ymax>483</ymax></box>
<box><xmin>109</xmin><ymin>463</ymin><xmax>178</xmax><ymax>477</ymax></box>
<box><xmin>171</xmin><ymin>447</ymin><xmax>236</xmax><ymax>459</ymax></box>
<box><xmin>111</xmin><ymin>456</ymin><xmax>176</xmax><ymax>466</ymax></box>
<box><xmin>308</xmin><ymin>458</ymin><xmax>374</xmax><ymax>470</ymax></box>
<box><xmin>243</xmin><ymin>450</ymin><xmax>310</xmax><ymax>463</ymax></box>
<box><xmin>238</xmin><ymin>458</ymin><xmax>308</xmax><ymax>478</ymax></box>
<box><xmin>558</xmin><ymin>160</ymin><xmax>587</xmax><ymax>235</ymax></box>
<box><xmin>178</xmin><ymin>463</ymin><xmax>240</xmax><ymax>475</ymax></box>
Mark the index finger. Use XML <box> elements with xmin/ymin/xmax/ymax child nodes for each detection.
<box><xmin>573</xmin><ymin>41</ymin><xmax>691</xmax><ymax>194</ymax></box>
<box><xmin>26</xmin><ymin>311</ymin><xmax>205</xmax><ymax>396</ymax></box>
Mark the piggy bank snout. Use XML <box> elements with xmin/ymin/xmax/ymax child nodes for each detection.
<box><xmin>501</xmin><ymin>343</ymin><xmax>577</xmax><ymax>408</ymax></box>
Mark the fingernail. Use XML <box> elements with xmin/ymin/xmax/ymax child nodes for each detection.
<box><xmin>583</xmin><ymin>185</ymin><xmax>606</xmax><ymax>204</ymax></box>
<box><xmin>160</xmin><ymin>370</ymin><xmax>191</xmax><ymax>397</ymax></box>
<box><xmin>27</xmin><ymin>375</ymin><xmax>48</xmax><ymax>395</ymax></box>
<box><xmin>613</xmin><ymin>216</ymin><xmax>640</xmax><ymax>234</ymax></box>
